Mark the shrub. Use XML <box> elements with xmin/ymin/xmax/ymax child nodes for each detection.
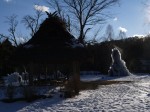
<box><xmin>4</xmin><ymin>72</ymin><xmax>23</xmax><ymax>86</ymax></box>
<box><xmin>5</xmin><ymin>85</ymin><xmax>15</xmax><ymax>101</ymax></box>
<box><xmin>63</xmin><ymin>79</ymin><xmax>76</xmax><ymax>98</ymax></box>
<box><xmin>23</xmin><ymin>86</ymin><xmax>37</xmax><ymax>102</ymax></box>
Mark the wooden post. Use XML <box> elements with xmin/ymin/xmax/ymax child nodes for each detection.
<box><xmin>72</xmin><ymin>61</ymin><xmax>80</xmax><ymax>94</ymax></box>
<box><xmin>28</xmin><ymin>63</ymin><xmax>34</xmax><ymax>85</ymax></box>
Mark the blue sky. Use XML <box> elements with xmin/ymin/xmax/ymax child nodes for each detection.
<box><xmin>0</xmin><ymin>0</ymin><xmax>49</xmax><ymax>40</ymax></box>
<box><xmin>0</xmin><ymin>0</ymin><xmax>150</xmax><ymax>41</ymax></box>
<box><xmin>108</xmin><ymin>0</ymin><xmax>149</xmax><ymax>37</ymax></box>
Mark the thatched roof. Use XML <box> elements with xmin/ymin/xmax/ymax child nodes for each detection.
<box><xmin>25</xmin><ymin>13</ymin><xmax>71</xmax><ymax>47</ymax></box>
<box><xmin>13</xmin><ymin>12</ymin><xmax>85</xmax><ymax>64</ymax></box>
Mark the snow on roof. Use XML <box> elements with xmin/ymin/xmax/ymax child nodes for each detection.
<box><xmin>24</xmin><ymin>44</ymin><xmax>33</xmax><ymax>49</ymax></box>
<box><xmin>71</xmin><ymin>43</ymin><xmax>84</xmax><ymax>48</ymax></box>
<box><xmin>66</xmin><ymin>38</ymin><xmax>84</xmax><ymax>48</ymax></box>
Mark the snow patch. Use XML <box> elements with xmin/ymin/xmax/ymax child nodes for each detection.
<box><xmin>0</xmin><ymin>74</ymin><xmax>150</xmax><ymax>112</ymax></box>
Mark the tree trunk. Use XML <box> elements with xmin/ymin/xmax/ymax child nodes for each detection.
<box><xmin>78</xmin><ymin>26</ymin><xmax>84</xmax><ymax>44</ymax></box>
<box><xmin>72</xmin><ymin>61</ymin><xmax>80</xmax><ymax>94</ymax></box>
<box><xmin>28</xmin><ymin>63</ymin><xmax>34</xmax><ymax>85</ymax></box>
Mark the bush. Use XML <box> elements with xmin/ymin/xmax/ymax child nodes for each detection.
<box><xmin>4</xmin><ymin>72</ymin><xmax>23</xmax><ymax>86</ymax></box>
<box><xmin>23</xmin><ymin>86</ymin><xmax>37</xmax><ymax>102</ymax></box>
<box><xmin>63</xmin><ymin>79</ymin><xmax>77</xmax><ymax>98</ymax></box>
<box><xmin>5</xmin><ymin>85</ymin><xmax>15</xmax><ymax>101</ymax></box>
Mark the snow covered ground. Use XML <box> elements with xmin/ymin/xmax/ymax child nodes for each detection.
<box><xmin>0</xmin><ymin>74</ymin><xmax>150</xmax><ymax>112</ymax></box>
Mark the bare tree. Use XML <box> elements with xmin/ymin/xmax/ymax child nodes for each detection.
<box><xmin>22</xmin><ymin>10</ymin><xmax>43</xmax><ymax>37</ymax></box>
<box><xmin>118</xmin><ymin>30</ymin><xmax>126</xmax><ymax>40</ymax></box>
<box><xmin>0</xmin><ymin>15</ymin><xmax>19</xmax><ymax>46</ymax></box>
<box><xmin>86</xmin><ymin>26</ymin><xmax>103</xmax><ymax>44</ymax></box>
<box><xmin>47</xmin><ymin>0</ymin><xmax>119</xmax><ymax>44</ymax></box>
<box><xmin>46</xmin><ymin>0</ymin><xmax>72</xmax><ymax>32</ymax></box>
<box><xmin>105</xmin><ymin>24</ymin><xmax>115</xmax><ymax>41</ymax></box>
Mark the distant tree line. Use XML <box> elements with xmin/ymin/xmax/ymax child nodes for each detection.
<box><xmin>0</xmin><ymin>39</ymin><xmax>15</xmax><ymax>76</ymax></box>
<box><xmin>81</xmin><ymin>36</ymin><xmax>150</xmax><ymax>74</ymax></box>
<box><xmin>1</xmin><ymin>35</ymin><xmax>150</xmax><ymax>77</ymax></box>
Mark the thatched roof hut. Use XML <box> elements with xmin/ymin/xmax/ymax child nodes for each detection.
<box><xmin>15</xmin><ymin>12</ymin><xmax>85</xmax><ymax>64</ymax></box>
<box><xmin>12</xmin><ymin>12</ymin><xmax>86</xmax><ymax>93</ymax></box>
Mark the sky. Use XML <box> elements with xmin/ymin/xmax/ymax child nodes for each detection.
<box><xmin>0</xmin><ymin>0</ymin><xmax>150</xmax><ymax>42</ymax></box>
<box><xmin>107</xmin><ymin>0</ymin><xmax>150</xmax><ymax>38</ymax></box>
